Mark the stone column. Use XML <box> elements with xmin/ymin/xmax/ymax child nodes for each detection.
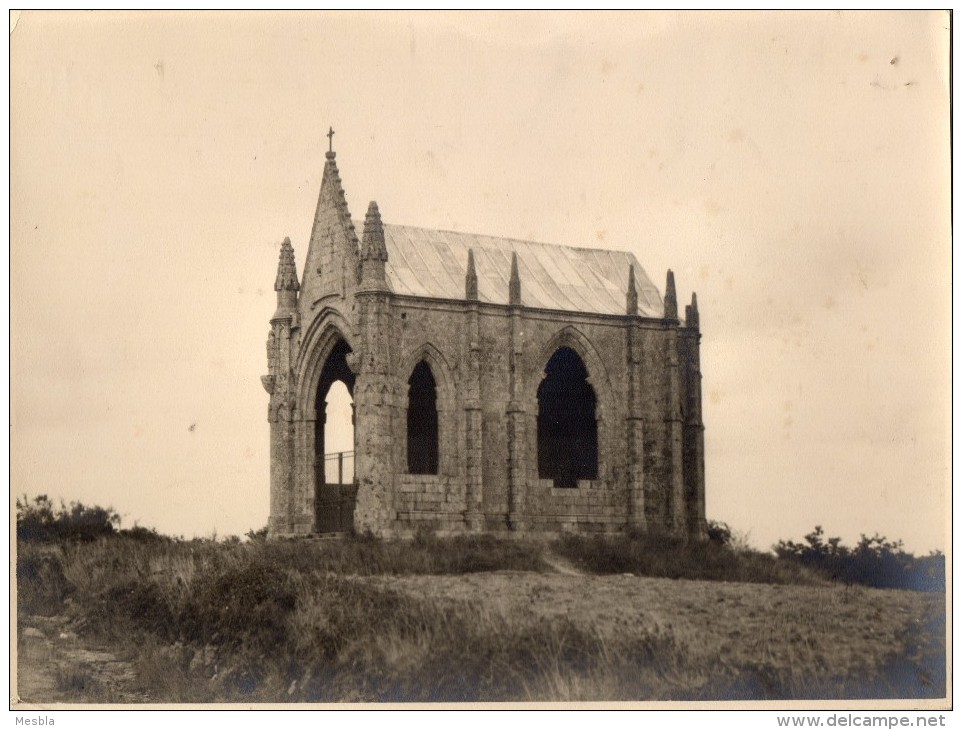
<box><xmin>464</xmin><ymin>250</ymin><xmax>484</xmax><ymax>530</ymax></box>
<box><xmin>265</xmin><ymin>238</ymin><xmax>304</xmax><ymax>537</ymax></box>
<box><xmin>666</xmin><ymin>327</ymin><xmax>686</xmax><ymax>536</ymax></box>
<box><xmin>507</xmin><ymin>253</ymin><xmax>526</xmax><ymax>531</ymax></box>
<box><xmin>267</xmin><ymin>396</ymin><xmax>296</xmax><ymax>536</ymax></box>
<box><xmin>353</xmin><ymin>202</ymin><xmax>395</xmax><ymax>535</ymax></box>
<box><xmin>683</xmin><ymin>293</ymin><xmax>707</xmax><ymax>539</ymax></box>
<box><xmin>625</xmin><ymin>322</ymin><xmax>646</xmax><ymax>530</ymax></box>
<box><xmin>624</xmin><ymin>265</ymin><xmax>646</xmax><ymax>530</ymax></box>
<box><xmin>663</xmin><ymin>271</ymin><xmax>686</xmax><ymax>536</ymax></box>
<box><xmin>296</xmin><ymin>414</ymin><xmax>318</xmax><ymax>531</ymax></box>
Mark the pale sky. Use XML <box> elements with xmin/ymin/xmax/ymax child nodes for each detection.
<box><xmin>11</xmin><ymin>11</ymin><xmax>950</xmax><ymax>553</ymax></box>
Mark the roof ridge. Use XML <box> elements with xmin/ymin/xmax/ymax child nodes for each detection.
<box><xmin>373</xmin><ymin>220</ymin><xmax>638</xmax><ymax>258</ymax></box>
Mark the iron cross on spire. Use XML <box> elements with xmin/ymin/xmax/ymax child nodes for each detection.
<box><xmin>326</xmin><ymin>126</ymin><xmax>335</xmax><ymax>153</ymax></box>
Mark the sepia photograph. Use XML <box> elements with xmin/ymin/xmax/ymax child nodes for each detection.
<box><xmin>10</xmin><ymin>10</ymin><xmax>951</xmax><ymax>713</ymax></box>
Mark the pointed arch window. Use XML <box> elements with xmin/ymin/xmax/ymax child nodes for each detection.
<box><xmin>407</xmin><ymin>361</ymin><xmax>439</xmax><ymax>475</ymax></box>
<box><xmin>537</xmin><ymin>347</ymin><xmax>598</xmax><ymax>488</ymax></box>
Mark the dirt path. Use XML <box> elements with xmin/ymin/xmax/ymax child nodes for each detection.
<box><xmin>541</xmin><ymin>552</ymin><xmax>584</xmax><ymax>576</ymax></box>
<box><xmin>15</xmin><ymin>614</ymin><xmax>149</xmax><ymax>706</ymax></box>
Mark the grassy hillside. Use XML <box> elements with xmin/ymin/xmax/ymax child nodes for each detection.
<box><xmin>16</xmin><ymin>531</ymin><xmax>945</xmax><ymax>703</ymax></box>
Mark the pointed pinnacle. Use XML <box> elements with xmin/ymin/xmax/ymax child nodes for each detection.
<box><xmin>465</xmin><ymin>249</ymin><xmax>479</xmax><ymax>300</ymax></box>
<box><xmin>362</xmin><ymin>201</ymin><xmax>387</xmax><ymax>261</ymax></box>
<box><xmin>664</xmin><ymin>269</ymin><xmax>678</xmax><ymax>320</ymax></box>
<box><xmin>274</xmin><ymin>237</ymin><xmax>300</xmax><ymax>292</ymax></box>
<box><xmin>626</xmin><ymin>264</ymin><xmax>638</xmax><ymax>316</ymax></box>
<box><xmin>509</xmin><ymin>252</ymin><xmax>522</xmax><ymax>305</ymax></box>
<box><xmin>687</xmin><ymin>291</ymin><xmax>700</xmax><ymax>329</ymax></box>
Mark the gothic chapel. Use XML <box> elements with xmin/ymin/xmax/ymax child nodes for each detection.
<box><xmin>263</xmin><ymin>136</ymin><xmax>706</xmax><ymax>539</ymax></box>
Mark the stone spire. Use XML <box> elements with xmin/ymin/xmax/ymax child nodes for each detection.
<box><xmin>322</xmin><ymin>145</ymin><xmax>358</xmax><ymax>247</ymax></box>
<box><xmin>685</xmin><ymin>292</ymin><xmax>700</xmax><ymax>329</ymax></box>
<box><xmin>361</xmin><ymin>201</ymin><xmax>387</xmax><ymax>261</ymax></box>
<box><xmin>626</xmin><ymin>264</ymin><xmax>638</xmax><ymax>316</ymax></box>
<box><xmin>664</xmin><ymin>269</ymin><xmax>678</xmax><ymax>321</ymax></box>
<box><xmin>465</xmin><ymin>248</ymin><xmax>479</xmax><ymax>300</ymax></box>
<box><xmin>508</xmin><ymin>252</ymin><xmax>522</xmax><ymax>305</ymax></box>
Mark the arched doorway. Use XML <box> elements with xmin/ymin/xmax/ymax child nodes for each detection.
<box><xmin>314</xmin><ymin>338</ymin><xmax>356</xmax><ymax>532</ymax></box>
<box><xmin>537</xmin><ymin>347</ymin><xmax>598</xmax><ymax>488</ymax></box>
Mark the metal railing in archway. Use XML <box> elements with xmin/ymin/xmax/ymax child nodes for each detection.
<box><xmin>323</xmin><ymin>450</ymin><xmax>355</xmax><ymax>486</ymax></box>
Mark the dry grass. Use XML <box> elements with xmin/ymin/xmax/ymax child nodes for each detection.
<box><xmin>374</xmin><ymin>572</ymin><xmax>945</xmax><ymax>699</ymax></box>
<box><xmin>15</xmin><ymin>533</ymin><xmax>946</xmax><ymax>703</ymax></box>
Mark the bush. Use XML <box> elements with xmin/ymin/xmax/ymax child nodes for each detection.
<box><xmin>245</xmin><ymin>526</ymin><xmax>269</xmax><ymax>542</ymax></box>
<box><xmin>119</xmin><ymin>525</ymin><xmax>173</xmax><ymax>544</ymax></box>
<box><xmin>774</xmin><ymin>526</ymin><xmax>945</xmax><ymax>592</ymax></box>
<box><xmin>17</xmin><ymin>494</ymin><xmax>120</xmax><ymax>543</ymax></box>
<box><xmin>706</xmin><ymin>520</ymin><xmax>733</xmax><ymax>547</ymax></box>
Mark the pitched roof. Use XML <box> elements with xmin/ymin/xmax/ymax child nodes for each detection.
<box><xmin>375</xmin><ymin>223</ymin><xmax>663</xmax><ymax>318</ymax></box>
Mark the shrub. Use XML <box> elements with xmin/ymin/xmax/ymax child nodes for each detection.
<box><xmin>245</xmin><ymin>526</ymin><xmax>269</xmax><ymax>542</ymax></box>
<box><xmin>773</xmin><ymin>527</ymin><xmax>945</xmax><ymax>592</ymax></box>
<box><xmin>706</xmin><ymin>519</ymin><xmax>733</xmax><ymax>547</ymax></box>
<box><xmin>119</xmin><ymin>525</ymin><xmax>173</xmax><ymax>543</ymax></box>
<box><xmin>179</xmin><ymin>551</ymin><xmax>300</xmax><ymax>652</ymax></box>
<box><xmin>17</xmin><ymin>494</ymin><xmax>120</xmax><ymax>543</ymax></box>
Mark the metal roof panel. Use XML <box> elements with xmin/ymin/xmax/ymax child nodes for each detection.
<box><xmin>377</xmin><ymin>223</ymin><xmax>663</xmax><ymax>316</ymax></box>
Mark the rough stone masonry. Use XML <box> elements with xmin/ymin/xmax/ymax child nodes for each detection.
<box><xmin>263</xmin><ymin>142</ymin><xmax>706</xmax><ymax>539</ymax></box>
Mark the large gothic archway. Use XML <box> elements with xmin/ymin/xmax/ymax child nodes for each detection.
<box><xmin>314</xmin><ymin>337</ymin><xmax>356</xmax><ymax>532</ymax></box>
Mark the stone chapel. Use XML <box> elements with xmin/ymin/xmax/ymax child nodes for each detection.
<box><xmin>263</xmin><ymin>140</ymin><xmax>706</xmax><ymax>539</ymax></box>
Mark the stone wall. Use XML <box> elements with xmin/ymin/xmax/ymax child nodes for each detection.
<box><xmin>372</xmin><ymin>298</ymin><xmax>695</xmax><ymax>536</ymax></box>
<box><xmin>268</xmin><ymin>278</ymin><xmax>705</xmax><ymax>538</ymax></box>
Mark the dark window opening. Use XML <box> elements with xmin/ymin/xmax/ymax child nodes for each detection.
<box><xmin>407</xmin><ymin>361</ymin><xmax>439</xmax><ymax>475</ymax></box>
<box><xmin>537</xmin><ymin>347</ymin><xmax>598</xmax><ymax>488</ymax></box>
